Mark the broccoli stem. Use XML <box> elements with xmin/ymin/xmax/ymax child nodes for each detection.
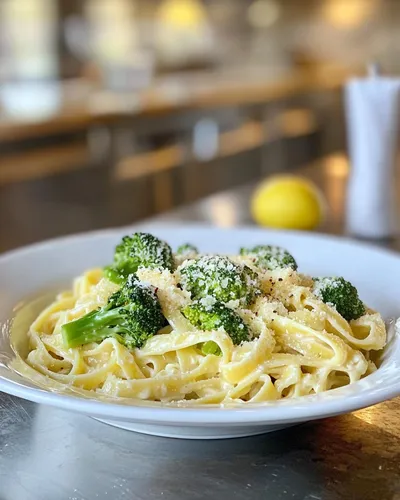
<box><xmin>200</xmin><ymin>341</ymin><xmax>222</xmax><ymax>356</ymax></box>
<box><xmin>62</xmin><ymin>308</ymin><xmax>126</xmax><ymax>348</ymax></box>
<box><xmin>104</xmin><ymin>266</ymin><xmax>126</xmax><ymax>285</ymax></box>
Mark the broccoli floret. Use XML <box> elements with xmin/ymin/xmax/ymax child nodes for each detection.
<box><xmin>240</xmin><ymin>245</ymin><xmax>297</xmax><ymax>271</ymax></box>
<box><xmin>105</xmin><ymin>232</ymin><xmax>174</xmax><ymax>284</ymax></box>
<box><xmin>176</xmin><ymin>243</ymin><xmax>199</xmax><ymax>257</ymax></box>
<box><xmin>313</xmin><ymin>276</ymin><xmax>365</xmax><ymax>321</ymax></box>
<box><xmin>182</xmin><ymin>301</ymin><xmax>250</xmax><ymax>345</ymax></box>
<box><xmin>179</xmin><ymin>255</ymin><xmax>258</xmax><ymax>305</ymax></box>
<box><xmin>62</xmin><ymin>275</ymin><xmax>166</xmax><ymax>349</ymax></box>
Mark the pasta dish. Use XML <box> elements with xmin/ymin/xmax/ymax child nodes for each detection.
<box><xmin>23</xmin><ymin>232</ymin><xmax>386</xmax><ymax>405</ymax></box>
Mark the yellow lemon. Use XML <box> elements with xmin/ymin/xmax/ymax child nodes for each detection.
<box><xmin>251</xmin><ymin>176</ymin><xmax>324</xmax><ymax>230</ymax></box>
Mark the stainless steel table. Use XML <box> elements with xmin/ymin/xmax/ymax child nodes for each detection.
<box><xmin>1</xmin><ymin>153</ymin><xmax>400</xmax><ymax>500</ymax></box>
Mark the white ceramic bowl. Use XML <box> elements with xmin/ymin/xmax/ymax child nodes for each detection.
<box><xmin>1</xmin><ymin>225</ymin><xmax>400</xmax><ymax>439</ymax></box>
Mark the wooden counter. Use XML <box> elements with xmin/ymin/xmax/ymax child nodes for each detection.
<box><xmin>0</xmin><ymin>65</ymin><xmax>354</xmax><ymax>143</ymax></box>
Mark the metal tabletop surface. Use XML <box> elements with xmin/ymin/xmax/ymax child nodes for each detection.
<box><xmin>1</xmin><ymin>153</ymin><xmax>400</xmax><ymax>500</ymax></box>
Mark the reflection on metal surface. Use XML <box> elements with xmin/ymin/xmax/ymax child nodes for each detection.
<box><xmin>354</xmin><ymin>405</ymin><xmax>380</xmax><ymax>425</ymax></box>
<box><xmin>0</xmin><ymin>394</ymin><xmax>399</xmax><ymax>500</ymax></box>
<box><xmin>354</xmin><ymin>400</ymin><xmax>400</xmax><ymax>438</ymax></box>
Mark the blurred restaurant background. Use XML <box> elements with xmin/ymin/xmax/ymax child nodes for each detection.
<box><xmin>0</xmin><ymin>0</ymin><xmax>399</xmax><ymax>251</ymax></box>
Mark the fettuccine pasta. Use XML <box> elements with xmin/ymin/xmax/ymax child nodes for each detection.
<box><xmin>23</xmin><ymin>244</ymin><xmax>386</xmax><ymax>405</ymax></box>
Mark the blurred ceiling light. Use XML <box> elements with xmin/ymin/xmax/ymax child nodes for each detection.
<box><xmin>155</xmin><ymin>0</ymin><xmax>213</xmax><ymax>67</ymax></box>
<box><xmin>85</xmin><ymin>0</ymin><xmax>134</xmax><ymax>22</ymax></box>
<box><xmin>85</xmin><ymin>0</ymin><xmax>139</xmax><ymax>65</ymax></box>
<box><xmin>0</xmin><ymin>0</ymin><xmax>55</xmax><ymax>20</ymax></box>
<box><xmin>247</xmin><ymin>0</ymin><xmax>280</xmax><ymax>29</ymax></box>
<box><xmin>157</xmin><ymin>0</ymin><xmax>207</xmax><ymax>28</ymax></box>
<box><xmin>0</xmin><ymin>0</ymin><xmax>58</xmax><ymax>80</ymax></box>
<box><xmin>321</xmin><ymin>0</ymin><xmax>377</xmax><ymax>29</ymax></box>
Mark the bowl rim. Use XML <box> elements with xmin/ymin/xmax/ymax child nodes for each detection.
<box><xmin>1</xmin><ymin>368</ymin><xmax>399</xmax><ymax>425</ymax></box>
<box><xmin>1</xmin><ymin>223</ymin><xmax>400</xmax><ymax>425</ymax></box>
<box><xmin>2</xmin><ymin>221</ymin><xmax>400</xmax><ymax>262</ymax></box>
